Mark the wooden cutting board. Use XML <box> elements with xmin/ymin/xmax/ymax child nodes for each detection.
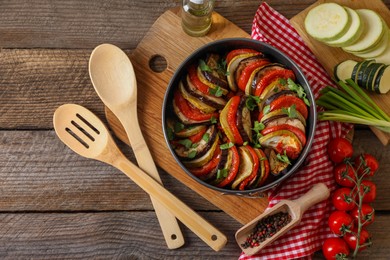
<box><xmin>290</xmin><ymin>0</ymin><xmax>390</xmax><ymax>145</ymax></box>
<box><xmin>105</xmin><ymin>8</ymin><xmax>268</xmax><ymax>225</ymax></box>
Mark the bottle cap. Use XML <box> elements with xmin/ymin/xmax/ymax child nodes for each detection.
<box><xmin>190</xmin><ymin>0</ymin><xmax>204</xmax><ymax>4</ymax></box>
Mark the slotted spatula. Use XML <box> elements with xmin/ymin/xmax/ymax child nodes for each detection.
<box><xmin>53</xmin><ymin>103</ymin><xmax>227</xmax><ymax>252</ymax></box>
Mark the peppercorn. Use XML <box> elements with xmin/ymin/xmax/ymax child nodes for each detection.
<box><xmin>241</xmin><ymin>211</ymin><xmax>292</xmax><ymax>249</ymax></box>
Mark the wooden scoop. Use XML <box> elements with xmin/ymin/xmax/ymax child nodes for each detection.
<box><xmin>235</xmin><ymin>183</ymin><xmax>330</xmax><ymax>256</ymax></box>
<box><xmin>53</xmin><ymin>104</ymin><xmax>227</xmax><ymax>252</ymax></box>
<box><xmin>88</xmin><ymin>43</ymin><xmax>184</xmax><ymax>249</ymax></box>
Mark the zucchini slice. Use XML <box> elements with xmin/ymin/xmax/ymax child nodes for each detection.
<box><xmin>364</xmin><ymin>63</ymin><xmax>384</xmax><ymax>91</ymax></box>
<box><xmin>304</xmin><ymin>3</ymin><xmax>351</xmax><ymax>41</ymax></box>
<box><xmin>325</xmin><ymin>7</ymin><xmax>364</xmax><ymax>47</ymax></box>
<box><xmin>375</xmin><ymin>31</ymin><xmax>390</xmax><ymax>65</ymax></box>
<box><xmin>354</xmin><ymin>28</ymin><xmax>389</xmax><ymax>59</ymax></box>
<box><xmin>334</xmin><ymin>60</ymin><xmax>357</xmax><ymax>81</ymax></box>
<box><xmin>356</xmin><ymin>60</ymin><xmax>375</xmax><ymax>87</ymax></box>
<box><xmin>374</xmin><ymin>65</ymin><xmax>390</xmax><ymax>94</ymax></box>
<box><xmin>343</xmin><ymin>9</ymin><xmax>385</xmax><ymax>53</ymax></box>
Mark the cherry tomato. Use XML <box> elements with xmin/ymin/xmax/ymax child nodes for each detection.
<box><xmin>328</xmin><ymin>211</ymin><xmax>354</xmax><ymax>236</ymax></box>
<box><xmin>333</xmin><ymin>163</ymin><xmax>356</xmax><ymax>188</ymax></box>
<box><xmin>350</xmin><ymin>204</ymin><xmax>375</xmax><ymax>227</ymax></box>
<box><xmin>354</xmin><ymin>153</ymin><xmax>379</xmax><ymax>177</ymax></box>
<box><xmin>359</xmin><ymin>180</ymin><xmax>377</xmax><ymax>203</ymax></box>
<box><xmin>327</xmin><ymin>137</ymin><xmax>353</xmax><ymax>164</ymax></box>
<box><xmin>332</xmin><ymin>187</ymin><xmax>356</xmax><ymax>211</ymax></box>
<box><xmin>322</xmin><ymin>237</ymin><xmax>350</xmax><ymax>260</ymax></box>
<box><xmin>343</xmin><ymin>228</ymin><xmax>371</xmax><ymax>252</ymax></box>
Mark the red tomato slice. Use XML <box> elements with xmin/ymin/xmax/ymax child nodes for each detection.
<box><xmin>254</xmin><ymin>69</ymin><xmax>295</xmax><ymax>96</ymax></box>
<box><xmin>261</xmin><ymin>124</ymin><xmax>306</xmax><ymax>147</ymax></box>
<box><xmin>174</xmin><ymin>90</ymin><xmax>218</xmax><ymax>121</ymax></box>
<box><xmin>238</xmin><ymin>146</ymin><xmax>260</xmax><ymax>190</ymax></box>
<box><xmin>188</xmin><ymin>65</ymin><xmax>210</xmax><ymax>95</ymax></box>
<box><xmin>216</xmin><ymin>145</ymin><xmax>240</xmax><ymax>188</ymax></box>
<box><xmin>226</xmin><ymin>49</ymin><xmax>260</xmax><ymax>64</ymax></box>
<box><xmin>187</xmin><ymin>127</ymin><xmax>208</xmax><ymax>143</ymax></box>
<box><xmin>237</xmin><ymin>59</ymin><xmax>270</xmax><ymax>91</ymax></box>
<box><xmin>189</xmin><ymin>146</ymin><xmax>222</xmax><ymax>177</ymax></box>
<box><xmin>227</xmin><ymin>96</ymin><xmax>244</xmax><ymax>145</ymax></box>
<box><xmin>269</xmin><ymin>95</ymin><xmax>308</xmax><ymax>119</ymax></box>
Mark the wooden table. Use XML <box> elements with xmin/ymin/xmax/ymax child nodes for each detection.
<box><xmin>1</xmin><ymin>0</ymin><xmax>389</xmax><ymax>258</ymax></box>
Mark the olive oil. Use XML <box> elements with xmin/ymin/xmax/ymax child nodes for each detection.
<box><xmin>181</xmin><ymin>0</ymin><xmax>214</xmax><ymax>37</ymax></box>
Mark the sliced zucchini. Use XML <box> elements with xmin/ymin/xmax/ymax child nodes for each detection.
<box><xmin>353</xmin><ymin>29</ymin><xmax>389</xmax><ymax>59</ymax></box>
<box><xmin>227</xmin><ymin>53</ymin><xmax>258</xmax><ymax>91</ymax></box>
<box><xmin>374</xmin><ymin>32</ymin><xmax>390</xmax><ymax>65</ymax></box>
<box><xmin>334</xmin><ymin>60</ymin><xmax>358</xmax><ymax>81</ymax></box>
<box><xmin>179</xmin><ymin>80</ymin><xmax>216</xmax><ymax>113</ymax></box>
<box><xmin>363</xmin><ymin>63</ymin><xmax>384</xmax><ymax>91</ymax></box>
<box><xmin>304</xmin><ymin>3</ymin><xmax>351</xmax><ymax>41</ymax></box>
<box><xmin>356</xmin><ymin>60</ymin><xmax>375</xmax><ymax>87</ymax></box>
<box><xmin>374</xmin><ymin>65</ymin><xmax>390</xmax><ymax>94</ymax></box>
<box><xmin>325</xmin><ymin>7</ymin><xmax>363</xmax><ymax>47</ymax></box>
<box><xmin>343</xmin><ymin>9</ymin><xmax>385</xmax><ymax>53</ymax></box>
<box><xmin>183</xmin><ymin>132</ymin><xmax>220</xmax><ymax>168</ymax></box>
<box><xmin>231</xmin><ymin>146</ymin><xmax>253</xmax><ymax>189</ymax></box>
<box><xmin>351</xmin><ymin>61</ymin><xmax>363</xmax><ymax>83</ymax></box>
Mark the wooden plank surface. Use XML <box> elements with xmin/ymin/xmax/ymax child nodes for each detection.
<box><xmin>290</xmin><ymin>0</ymin><xmax>390</xmax><ymax>145</ymax></box>
<box><xmin>0</xmin><ymin>0</ymin><xmax>390</xmax><ymax>258</ymax></box>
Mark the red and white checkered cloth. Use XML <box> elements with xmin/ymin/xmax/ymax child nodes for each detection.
<box><xmin>239</xmin><ymin>3</ymin><xmax>353</xmax><ymax>260</ymax></box>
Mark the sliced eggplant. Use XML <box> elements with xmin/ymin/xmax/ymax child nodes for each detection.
<box><xmin>175</xmin><ymin>125</ymin><xmax>217</xmax><ymax>160</ymax></box>
<box><xmin>263</xmin><ymin>90</ymin><xmax>296</xmax><ymax>108</ymax></box>
<box><xmin>173</xmin><ymin>95</ymin><xmax>213</xmax><ymax>125</ymax></box>
<box><xmin>265</xmin><ymin>117</ymin><xmax>306</xmax><ymax>133</ymax></box>
<box><xmin>268</xmin><ymin>149</ymin><xmax>289</xmax><ymax>176</ymax></box>
<box><xmin>258</xmin><ymin>129</ymin><xmax>302</xmax><ymax>160</ymax></box>
<box><xmin>185</xmin><ymin>75</ymin><xmax>226</xmax><ymax>109</ymax></box>
<box><xmin>227</xmin><ymin>53</ymin><xmax>259</xmax><ymax>91</ymax></box>
<box><xmin>234</xmin><ymin>55</ymin><xmax>268</xmax><ymax>85</ymax></box>
<box><xmin>260</xmin><ymin>108</ymin><xmax>306</xmax><ymax>127</ymax></box>
<box><xmin>182</xmin><ymin>130</ymin><xmax>220</xmax><ymax>168</ymax></box>
<box><xmin>231</xmin><ymin>146</ymin><xmax>254</xmax><ymax>189</ymax></box>
<box><xmin>179</xmin><ymin>80</ymin><xmax>216</xmax><ymax>113</ymax></box>
<box><xmin>248</xmin><ymin>148</ymin><xmax>270</xmax><ymax>188</ymax></box>
<box><xmin>258</xmin><ymin>78</ymin><xmax>290</xmax><ymax>101</ymax></box>
<box><xmin>209</xmin><ymin>147</ymin><xmax>234</xmax><ymax>184</ymax></box>
<box><xmin>167</xmin><ymin>118</ymin><xmax>207</xmax><ymax>138</ymax></box>
<box><xmin>196</xmin><ymin>66</ymin><xmax>229</xmax><ymax>95</ymax></box>
<box><xmin>250</xmin><ymin>64</ymin><xmax>286</xmax><ymax>94</ymax></box>
<box><xmin>236</xmin><ymin>96</ymin><xmax>252</xmax><ymax>143</ymax></box>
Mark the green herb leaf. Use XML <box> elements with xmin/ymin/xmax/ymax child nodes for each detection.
<box><xmin>282</xmin><ymin>104</ymin><xmax>297</xmax><ymax>118</ymax></box>
<box><xmin>210</xmin><ymin>116</ymin><xmax>218</xmax><ymax>124</ymax></box>
<box><xmin>220</xmin><ymin>142</ymin><xmax>234</xmax><ymax>150</ymax></box>
<box><xmin>209</xmin><ymin>86</ymin><xmax>223</xmax><ymax>97</ymax></box>
<box><xmin>276</xmin><ymin>151</ymin><xmax>291</xmax><ymax>165</ymax></box>
<box><xmin>252</xmin><ymin>121</ymin><xmax>265</xmax><ymax>133</ymax></box>
<box><xmin>199</xmin><ymin>59</ymin><xmax>212</xmax><ymax>72</ymax></box>
<box><xmin>202</xmin><ymin>132</ymin><xmax>210</xmax><ymax>142</ymax></box>
<box><xmin>174</xmin><ymin>122</ymin><xmax>185</xmax><ymax>133</ymax></box>
<box><xmin>188</xmin><ymin>150</ymin><xmax>197</xmax><ymax>159</ymax></box>
<box><xmin>178</xmin><ymin>139</ymin><xmax>193</xmax><ymax>149</ymax></box>
<box><xmin>262</xmin><ymin>105</ymin><xmax>270</xmax><ymax>115</ymax></box>
<box><xmin>246</xmin><ymin>95</ymin><xmax>262</xmax><ymax>111</ymax></box>
<box><xmin>279</xmin><ymin>78</ymin><xmax>287</xmax><ymax>85</ymax></box>
<box><xmin>217</xmin><ymin>59</ymin><xmax>229</xmax><ymax>76</ymax></box>
<box><xmin>243</xmin><ymin>141</ymin><xmax>248</xmax><ymax>146</ymax></box>
<box><xmin>287</xmin><ymin>78</ymin><xmax>310</xmax><ymax>106</ymax></box>
<box><xmin>167</xmin><ymin>127</ymin><xmax>174</xmax><ymax>141</ymax></box>
<box><xmin>216</xmin><ymin>168</ymin><xmax>228</xmax><ymax>180</ymax></box>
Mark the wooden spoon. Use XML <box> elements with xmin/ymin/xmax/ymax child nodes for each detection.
<box><xmin>88</xmin><ymin>43</ymin><xmax>184</xmax><ymax>249</ymax></box>
<box><xmin>235</xmin><ymin>183</ymin><xmax>330</xmax><ymax>256</ymax></box>
<box><xmin>53</xmin><ymin>104</ymin><xmax>227</xmax><ymax>252</ymax></box>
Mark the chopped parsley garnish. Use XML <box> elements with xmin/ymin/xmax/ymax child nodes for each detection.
<box><xmin>167</xmin><ymin>127</ymin><xmax>174</xmax><ymax>141</ymax></box>
<box><xmin>174</xmin><ymin>122</ymin><xmax>185</xmax><ymax>133</ymax></box>
<box><xmin>217</xmin><ymin>59</ymin><xmax>229</xmax><ymax>76</ymax></box>
<box><xmin>220</xmin><ymin>142</ymin><xmax>234</xmax><ymax>150</ymax></box>
<box><xmin>252</xmin><ymin>121</ymin><xmax>265</xmax><ymax>148</ymax></box>
<box><xmin>202</xmin><ymin>132</ymin><xmax>210</xmax><ymax>142</ymax></box>
<box><xmin>276</xmin><ymin>151</ymin><xmax>291</xmax><ymax>165</ymax></box>
<box><xmin>282</xmin><ymin>104</ymin><xmax>297</xmax><ymax>118</ymax></box>
<box><xmin>287</xmin><ymin>78</ymin><xmax>310</xmax><ymax>106</ymax></box>
<box><xmin>209</xmin><ymin>86</ymin><xmax>223</xmax><ymax>97</ymax></box>
<box><xmin>216</xmin><ymin>168</ymin><xmax>228</xmax><ymax>180</ymax></box>
<box><xmin>262</xmin><ymin>105</ymin><xmax>271</xmax><ymax>115</ymax></box>
<box><xmin>199</xmin><ymin>59</ymin><xmax>212</xmax><ymax>72</ymax></box>
<box><xmin>210</xmin><ymin>116</ymin><xmax>218</xmax><ymax>124</ymax></box>
<box><xmin>178</xmin><ymin>139</ymin><xmax>193</xmax><ymax>149</ymax></box>
<box><xmin>246</xmin><ymin>95</ymin><xmax>262</xmax><ymax>111</ymax></box>
<box><xmin>188</xmin><ymin>150</ymin><xmax>197</xmax><ymax>159</ymax></box>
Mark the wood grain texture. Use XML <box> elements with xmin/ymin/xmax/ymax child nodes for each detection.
<box><xmin>290</xmin><ymin>0</ymin><xmax>390</xmax><ymax>145</ymax></box>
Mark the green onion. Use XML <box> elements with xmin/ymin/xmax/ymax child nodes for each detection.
<box><xmin>316</xmin><ymin>79</ymin><xmax>390</xmax><ymax>133</ymax></box>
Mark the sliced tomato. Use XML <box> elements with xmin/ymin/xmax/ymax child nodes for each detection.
<box><xmin>216</xmin><ymin>145</ymin><xmax>240</xmax><ymax>188</ymax></box>
<box><xmin>187</xmin><ymin>127</ymin><xmax>208</xmax><ymax>143</ymax></box>
<box><xmin>189</xmin><ymin>146</ymin><xmax>222</xmax><ymax>177</ymax></box>
<box><xmin>261</xmin><ymin>124</ymin><xmax>306</xmax><ymax>147</ymax></box>
<box><xmin>188</xmin><ymin>64</ymin><xmax>210</xmax><ymax>94</ymax></box>
<box><xmin>226</xmin><ymin>48</ymin><xmax>260</xmax><ymax>65</ymax></box>
<box><xmin>174</xmin><ymin>90</ymin><xmax>219</xmax><ymax>122</ymax></box>
<box><xmin>269</xmin><ymin>95</ymin><xmax>308</xmax><ymax>119</ymax></box>
<box><xmin>237</xmin><ymin>59</ymin><xmax>270</xmax><ymax>91</ymax></box>
<box><xmin>259</xmin><ymin>130</ymin><xmax>302</xmax><ymax>159</ymax></box>
<box><xmin>239</xmin><ymin>146</ymin><xmax>260</xmax><ymax>190</ymax></box>
<box><xmin>254</xmin><ymin>69</ymin><xmax>295</xmax><ymax>96</ymax></box>
<box><xmin>253</xmin><ymin>148</ymin><xmax>270</xmax><ymax>187</ymax></box>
